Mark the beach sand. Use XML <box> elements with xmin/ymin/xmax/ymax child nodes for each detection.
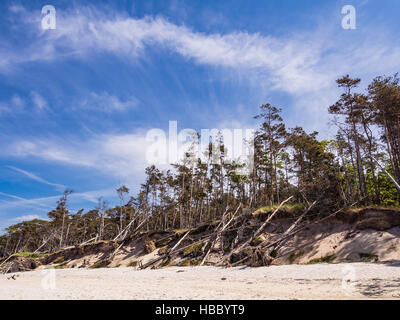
<box><xmin>1</xmin><ymin>263</ymin><xmax>400</xmax><ymax>300</ymax></box>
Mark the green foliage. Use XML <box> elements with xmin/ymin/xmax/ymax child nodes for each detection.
<box><xmin>160</xmin><ymin>257</ymin><xmax>171</xmax><ymax>267</ymax></box>
<box><xmin>54</xmin><ymin>261</ymin><xmax>68</xmax><ymax>269</ymax></box>
<box><xmin>183</xmin><ymin>242</ymin><xmax>204</xmax><ymax>257</ymax></box>
<box><xmin>53</xmin><ymin>256</ymin><xmax>65</xmax><ymax>264</ymax></box>
<box><xmin>250</xmin><ymin>236</ymin><xmax>263</xmax><ymax>246</ymax></box>
<box><xmin>253</xmin><ymin>203</ymin><xmax>304</xmax><ymax>216</ymax></box>
<box><xmin>13</xmin><ymin>252</ymin><xmax>50</xmax><ymax>259</ymax></box>
<box><xmin>179</xmin><ymin>258</ymin><xmax>201</xmax><ymax>266</ymax></box>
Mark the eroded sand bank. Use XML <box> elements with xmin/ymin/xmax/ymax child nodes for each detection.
<box><xmin>1</xmin><ymin>263</ymin><xmax>400</xmax><ymax>300</ymax></box>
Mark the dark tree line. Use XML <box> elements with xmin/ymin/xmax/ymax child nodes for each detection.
<box><xmin>1</xmin><ymin>74</ymin><xmax>399</xmax><ymax>256</ymax></box>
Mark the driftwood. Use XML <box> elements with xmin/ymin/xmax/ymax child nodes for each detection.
<box><xmin>200</xmin><ymin>204</ymin><xmax>242</xmax><ymax>266</ymax></box>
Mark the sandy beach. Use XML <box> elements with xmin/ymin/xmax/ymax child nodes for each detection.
<box><xmin>1</xmin><ymin>263</ymin><xmax>400</xmax><ymax>300</ymax></box>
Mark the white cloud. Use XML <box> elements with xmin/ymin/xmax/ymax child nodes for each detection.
<box><xmin>1</xmin><ymin>6</ymin><xmax>399</xmax><ymax>137</ymax></box>
<box><xmin>2</xmin><ymin>6</ymin><xmax>398</xmax><ymax>134</ymax></box>
<box><xmin>12</xmin><ymin>214</ymin><xmax>41</xmax><ymax>222</ymax></box>
<box><xmin>30</xmin><ymin>91</ymin><xmax>48</xmax><ymax>111</ymax></box>
<box><xmin>0</xmin><ymin>188</ymin><xmax>117</xmax><ymax>217</ymax></box>
<box><xmin>80</xmin><ymin>92</ymin><xmax>139</xmax><ymax>112</ymax></box>
<box><xmin>4</xmin><ymin>132</ymin><xmax>150</xmax><ymax>184</ymax></box>
<box><xmin>0</xmin><ymin>94</ymin><xmax>25</xmax><ymax>115</ymax></box>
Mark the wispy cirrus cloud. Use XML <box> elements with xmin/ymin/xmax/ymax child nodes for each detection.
<box><xmin>2</xmin><ymin>5</ymin><xmax>400</xmax><ymax>134</ymax></box>
<box><xmin>0</xmin><ymin>188</ymin><xmax>117</xmax><ymax>215</ymax></box>
<box><xmin>6</xmin><ymin>165</ymin><xmax>66</xmax><ymax>191</ymax></box>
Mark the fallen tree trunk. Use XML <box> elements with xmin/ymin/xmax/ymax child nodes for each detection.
<box><xmin>372</xmin><ymin>156</ymin><xmax>400</xmax><ymax>191</ymax></box>
<box><xmin>272</xmin><ymin>199</ymin><xmax>318</xmax><ymax>252</ymax></box>
<box><xmin>261</xmin><ymin>199</ymin><xmax>362</xmax><ymax>252</ymax></box>
<box><xmin>113</xmin><ymin>215</ymin><xmax>139</xmax><ymax>241</ymax></box>
<box><xmin>139</xmin><ymin>222</ymin><xmax>242</xmax><ymax>269</ymax></box>
<box><xmin>225</xmin><ymin>195</ymin><xmax>294</xmax><ymax>263</ymax></box>
<box><xmin>230</xmin><ymin>200</ymin><xmax>360</xmax><ymax>267</ymax></box>
<box><xmin>139</xmin><ymin>231</ymin><xmax>195</xmax><ymax>269</ymax></box>
<box><xmin>200</xmin><ymin>204</ymin><xmax>242</xmax><ymax>266</ymax></box>
<box><xmin>33</xmin><ymin>235</ymin><xmax>53</xmax><ymax>254</ymax></box>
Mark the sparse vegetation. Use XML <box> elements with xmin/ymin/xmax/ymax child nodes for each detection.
<box><xmin>158</xmin><ymin>246</ymin><xmax>169</xmax><ymax>255</ymax></box>
<box><xmin>180</xmin><ymin>258</ymin><xmax>201</xmax><ymax>266</ymax></box>
<box><xmin>53</xmin><ymin>256</ymin><xmax>65</xmax><ymax>264</ymax></box>
<box><xmin>160</xmin><ymin>257</ymin><xmax>171</xmax><ymax>267</ymax></box>
<box><xmin>288</xmin><ymin>251</ymin><xmax>303</xmax><ymax>264</ymax></box>
<box><xmin>359</xmin><ymin>253</ymin><xmax>379</xmax><ymax>262</ymax></box>
<box><xmin>250</xmin><ymin>236</ymin><xmax>264</xmax><ymax>246</ymax></box>
<box><xmin>54</xmin><ymin>261</ymin><xmax>68</xmax><ymax>269</ymax></box>
<box><xmin>13</xmin><ymin>252</ymin><xmax>50</xmax><ymax>259</ymax></box>
<box><xmin>307</xmin><ymin>254</ymin><xmax>336</xmax><ymax>264</ymax></box>
<box><xmin>183</xmin><ymin>242</ymin><xmax>204</xmax><ymax>257</ymax></box>
<box><xmin>253</xmin><ymin>203</ymin><xmax>305</xmax><ymax>216</ymax></box>
<box><xmin>89</xmin><ymin>260</ymin><xmax>110</xmax><ymax>269</ymax></box>
<box><xmin>127</xmin><ymin>260</ymin><xmax>138</xmax><ymax>267</ymax></box>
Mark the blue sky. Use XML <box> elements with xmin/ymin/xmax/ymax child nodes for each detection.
<box><xmin>0</xmin><ymin>0</ymin><xmax>400</xmax><ymax>231</ymax></box>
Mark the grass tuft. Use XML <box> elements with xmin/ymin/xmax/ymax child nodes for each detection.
<box><xmin>127</xmin><ymin>260</ymin><xmax>138</xmax><ymax>267</ymax></box>
<box><xmin>288</xmin><ymin>251</ymin><xmax>303</xmax><ymax>264</ymax></box>
<box><xmin>359</xmin><ymin>253</ymin><xmax>379</xmax><ymax>262</ymax></box>
<box><xmin>307</xmin><ymin>254</ymin><xmax>336</xmax><ymax>264</ymax></box>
